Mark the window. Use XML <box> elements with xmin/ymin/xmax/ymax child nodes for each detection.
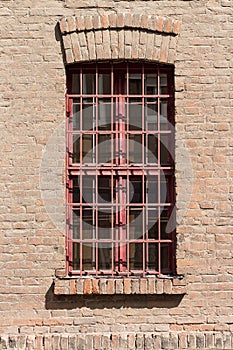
<box><xmin>66</xmin><ymin>62</ymin><xmax>175</xmax><ymax>277</ymax></box>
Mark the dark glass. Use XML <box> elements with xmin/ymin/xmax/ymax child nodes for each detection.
<box><xmin>145</xmin><ymin>74</ymin><xmax>158</xmax><ymax>95</ymax></box>
<box><xmin>129</xmin><ymin>243</ymin><xmax>143</xmax><ymax>270</ymax></box>
<box><xmin>98</xmin><ymin>176</ymin><xmax>111</xmax><ymax>203</ymax></box>
<box><xmin>160</xmin><ymin>99</ymin><xmax>168</xmax><ymax>130</ymax></box>
<box><xmin>147</xmin><ymin>176</ymin><xmax>158</xmax><ymax>204</ymax></box>
<box><xmin>129</xmin><ymin>176</ymin><xmax>143</xmax><ymax>204</ymax></box>
<box><xmin>82</xmin><ymin>244</ymin><xmax>95</xmax><ymax>270</ymax></box>
<box><xmin>148</xmin><ymin>243</ymin><xmax>158</xmax><ymax>270</ymax></box>
<box><xmin>161</xmin><ymin>243</ymin><xmax>169</xmax><ymax>271</ymax></box>
<box><xmin>145</xmin><ymin>102</ymin><xmax>158</xmax><ymax>131</ymax></box>
<box><xmin>98</xmin><ymin>246</ymin><xmax>112</xmax><ymax>270</ymax></box>
<box><xmin>148</xmin><ymin>209</ymin><xmax>159</xmax><ymax>239</ymax></box>
<box><xmin>83</xmin><ymin>74</ymin><xmax>96</xmax><ymax>94</ymax></box>
<box><xmin>161</xmin><ymin>210</ymin><xmax>169</xmax><ymax>239</ymax></box>
<box><xmin>160</xmin><ymin>134</ymin><xmax>169</xmax><ymax>165</ymax></box>
<box><xmin>98</xmin><ymin>100</ymin><xmax>111</xmax><ymax>130</ymax></box>
<box><xmin>98</xmin><ymin>134</ymin><xmax>111</xmax><ymax>163</ymax></box>
<box><xmin>98</xmin><ymin>74</ymin><xmax>111</xmax><ymax>94</ymax></box>
<box><xmin>129</xmin><ymin>74</ymin><xmax>142</xmax><ymax>95</ymax></box>
<box><xmin>82</xmin><ymin>102</ymin><xmax>94</xmax><ymax>130</ymax></box>
<box><xmin>73</xmin><ymin>242</ymin><xmax>80</xmax><ymax>270</ymax></box>
<box><xmin>129</xmin><ymin>208</ymin><xmax>143</xmax><ymax>240</ymax></box>
<box><xmin>129</xmin><ymin>134</ymin><xmax>142</xmax><ymax>163</ymax></box>
<box><xmin>73</xmin><ymin>178</ymin><xmax>80</xmax><ymax>203</ymax></box>
<box><xmin>160</xmin><ymin>74</ymin><xmax>168</xmax><ymax>94</ymax></box>
<box><xmin>82</xmin><ymin>134</ymin><xmax>95</xmax><ymax>163</ymax></box>
<box><xmin>72</xmin><ymin>102</ymin><xmax>80</xmax><ymax>130</ymax></box>
<box><xmin>72</xmin><ymin>210</ymin><xmax>80</xmax><ymax>239</ymax></box>
<box><xmin>82</xmin><ymin>208</ymin><xmax>95</xmax><ymax>239</ymax></box>
<box><xmin>71</xmin><ymin>73</ymin><xmax>80</xmax><ymax>94</ymax></box>
<box><xmin>147</xmin><ymin>134</ymin><xmax>158</xmax><ymax>163</ymax></box>
<box><xmin>73</xmin><ymin>134</ymin><xmax>80</xmax><ymax>163</ymax></box>
<box><xmin>128</xmin><ymin>101</ymin><xmax>142</xmax><ymax>130</ymax></box>
<box><xmin>98</xmin><ymin>211</ymin><xmax>112</xmax><ymax>239</ymax></box>
<box><xmin>82</xmin><ymin>176</ymin><xmax>95</xmax><ymax>204</ymax></box>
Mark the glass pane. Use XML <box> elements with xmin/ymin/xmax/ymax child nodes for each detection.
<box><xmin>160</xmin><ymin>99</ymin><xmax>168</xmax><ymax>130</ymax></box>
<box><xmin>160</xmin><ymin>134</ymin><xmax>169</xmax><ymax>165</ymax></box>
<box><xmin>82</xmin><ymin>208</ymin><xmax>95</xmax><ymax>240</ymax></box>
<box><xmin>72</xmin><ymin>102</ymin><xmax>80</xmax><ymax>130</ymax></box>
<box><xmin>145</xmin><ymin>74</ymin><xmax>158</xmax><ymax>95</ymax></box>
<box><xmin>161</xmin><ymin>209</ymin><xmax>169</xmax><ymax>239</ymax></box>
<box><xmin>82</xmin><ymin>244</ymin><xmax>95</xmax><ymax>270</ymax></box>
<box><xmin>73</xmin><ymin>178</ymin><xmax>80</xmax><ymax>203</ymax></box>
<box><xmin>129</xmin><ymin>208</ymin><xmax>143</xmax><ymax>240</ymax></box>
<box><xmin>147</xmin><ymin>243</ymin><xmax>158</xmax><ymax>270</ymax></box>
<box><xmin>129</xmin><ymin>243</ymin><xmax>143</xmax><ymax>270</ymax></box>
<box><xmin>147</xmin><ymin>176</ymin><xmax>158</xmax><ymax>204</ymax></box>
<box><xmin>82</xmin><ymin>134</ymin><xmax>95</xmax><ymax>163</ymax></box>
<box><xmin>73</xmin><ymin>242</ymin><xmax>80</xmax><ymax>270</ymax></box>
<box><xmin>98</xmin><ymin>246</ymin><xmax>112</xmax><ymax>270</ymax></box>
<box><xmin>83</xmin><ymin>73</ymin><xmax>96</xmax><ymax>94</ymax></box>
<box><xmin>129</xmin><ymin>74</ymin><xmax>142</xmax><ymax>95</ymax></box>
<box><xmin>72</xmin><ymin>210</ymin><xmax>80</xmax><ymax>239</ymax></box>
<box><xmin>128</xmin><ymin>101</ymin><xmax>142</xmax><ymax>130</ymax></box>
<box><xmin>82</xmin><ymin>176</ymin><xmax>95</xmax><ymax>204</ymax></box>
<box><xmin>98</xmin><ymin>100</ymin><xmax>111</xmax><ymax>130</ymax></box>
<box><xmin>147</xmin><ymin>134</ymin><xmax>158</xmax><ymax>163</ymax></box>
<box><xmin>145</xmin><ymin>102</ymin><xmax>158</xmax><ymax>131</ymax></box>
<box><xmin>98</xmin><ymin>134</ymin><xmax>111</xmax><ymax>163</ymax></box>
<box><xmin>129</xmin><ymin>134</ymin><xmax>142</xmax><ymax>163</ymax></box>
<box><xmin>148</xmin><ymin>209</ymin><xmax>159</xmax><ymax>239</ymax></box>
<box><xmin>82</xmin><ymin>101</ymin><xmax>94</xmax><ymax>130</ymax></box>
<box><xmin>73</xmin><ymin>134</ymin><xmax>80</xmax><ymax>163</ymax></box>
<box><xmin>129</xmin><ymin>176</ymin><xmax>143</xmax><ymax>204</ymax></box>
<box><xmin>98</xmin><ymin>176</ymin><xmax>111</xmax><ymax>203</ymax></box>
<box><xmin>161</xmin><ymin>243</ymin><xmax>170</xmax><ymax>271</ymax></box>
<box><xmin>160</xmin><ymin>74</ymin><xmax>168</xmax><ymax>94</ymax></box>
<box><xmin>98</xmin><ymin>210</ymin><xmax>112</xmax><ymax>239</ymax></box>
<box><xmin>71</xmin><ymin>73</ymin><xmax>80</xmax><ymax>94</ymax></box>
<box><xmin>161</xmin><ymin>177</ymin><xmax>168</xmax><ymax>204</ymax></box>
<box><xmin>98</xmin><ymin>74</ymin><xmax>111</xmax><ymax>94</ymax></box>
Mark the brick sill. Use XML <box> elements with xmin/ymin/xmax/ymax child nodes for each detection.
<box><xmin>54</xmin><ymin>275</ymin><xmax>187</xmax><ymax>295</ymax></box>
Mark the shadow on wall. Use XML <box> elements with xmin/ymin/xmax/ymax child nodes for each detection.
<box><xmin>45</xmin><ymin>282</ymin><xmax>184</xmax><ymax>310</ymax></box>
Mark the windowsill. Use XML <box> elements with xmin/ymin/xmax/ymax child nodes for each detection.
<box><xmin>54</xmin><ymin>272</ymin><xmax>187</xmax><ymax>295</ymax></box>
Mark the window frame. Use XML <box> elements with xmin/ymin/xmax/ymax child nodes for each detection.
<box><xmin>66</xmin><ymin>61</ymin><xmax>176</xmax><ymax>277</ymax></box>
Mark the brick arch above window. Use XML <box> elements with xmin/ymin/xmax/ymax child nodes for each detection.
<box><xmin>59</xmin><ymin>13</ymin><xmax>181</xmax><ymax>64</ymax></box>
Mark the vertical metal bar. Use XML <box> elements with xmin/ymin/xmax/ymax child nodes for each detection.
<box><xmin>80</xmin><ymin>171</ymin><xmax>83</xmax><ymax>276</ymax></box>
<box><xmin>95</xmin><ymin>171</ymin><xmax>98</xmax><ymax>275</ymax></box>
<box><xmin>111</xmin><ymin>173</ymin><xmax>114</xmax><ymax>276</ymax></box>
<box><xmin>115</xmin><ymin>176</ymin><xmax>119</xmax><ymax>272</ymax></box>
<box><xmin>126</xmin><ymin>171</ymin><xmax>129</xmax><ymax>276</ymax></box>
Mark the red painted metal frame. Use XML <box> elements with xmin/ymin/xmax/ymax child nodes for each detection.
<box><xmin>66</xmin><ymin>62</ymin><xmax>175</xmax><ymax>277</ymax></box>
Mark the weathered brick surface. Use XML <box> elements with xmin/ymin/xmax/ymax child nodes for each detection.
<box><xmin>1</xmin><ymin>332</ymin><xmax>233</xmax><ymax>349</ymax></box>
<box><xmin>1</xmin><ymin>0</ymin><xmax>233</xmax><ymax>348</ymax></box>
<box><xmin>53</xmin><ymin>276</ymin><xmax>187</xmax><ymax>295</ymax></box>
<box><xmin>59</xmin><ymin>14</ymin><xmax>181</xmax><ymax>64</ymax></box>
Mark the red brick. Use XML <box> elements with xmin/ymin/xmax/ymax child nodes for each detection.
<box><xmin>84</xmin><ymin>279</ymin><xmax>92</xmax><ymax>294</ymax></box>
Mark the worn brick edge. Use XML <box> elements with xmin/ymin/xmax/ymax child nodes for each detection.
<box><xmin>59</xmin><ymin>13</ymin><xmax>181</xmax><ymax>64</ymax></box>
<box><xmin>0</xmin><ymin>332</ymin><xmax>232</xmax><ymax>349</ymax></box>
<box><xmin>53</xmin><ymin>276</ymin><xmax>187</xmax><ymax>295</ymax></box>
<box><xmin>60</xmin><ymin>14</ymin><xmax>181</xmax><ymax>36</ymax></box>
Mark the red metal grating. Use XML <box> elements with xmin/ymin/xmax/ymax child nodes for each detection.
<box><xmin>66</xmin><ymin>62</ymin><xmax>175</xmax><ymax>277</ymax></box>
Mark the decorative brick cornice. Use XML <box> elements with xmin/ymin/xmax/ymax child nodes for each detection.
<box><xmin>54</xmin><ymin>276</ymin><xmax>187</xmax><ymax>295</ymax></box>
<box><xmin>59</xmin><ymin>14</ymin><xmax>181</xmax><ymax>64</ymax></box>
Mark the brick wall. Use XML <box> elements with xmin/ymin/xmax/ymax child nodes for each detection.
<box><xmin>1</xmin><ymin>0</ymin><xmax>233</xmax><ymax>348</ymax></box>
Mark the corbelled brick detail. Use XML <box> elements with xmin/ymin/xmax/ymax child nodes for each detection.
<box><xmin>54</xmin><ymin>276</ymin><xmax>187</xmax><ymax>295</ymax></box>
<box><xmin>59</xmin><ymin>14</ymin><xmax>181</xmax><ymax>64</ymax></box>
